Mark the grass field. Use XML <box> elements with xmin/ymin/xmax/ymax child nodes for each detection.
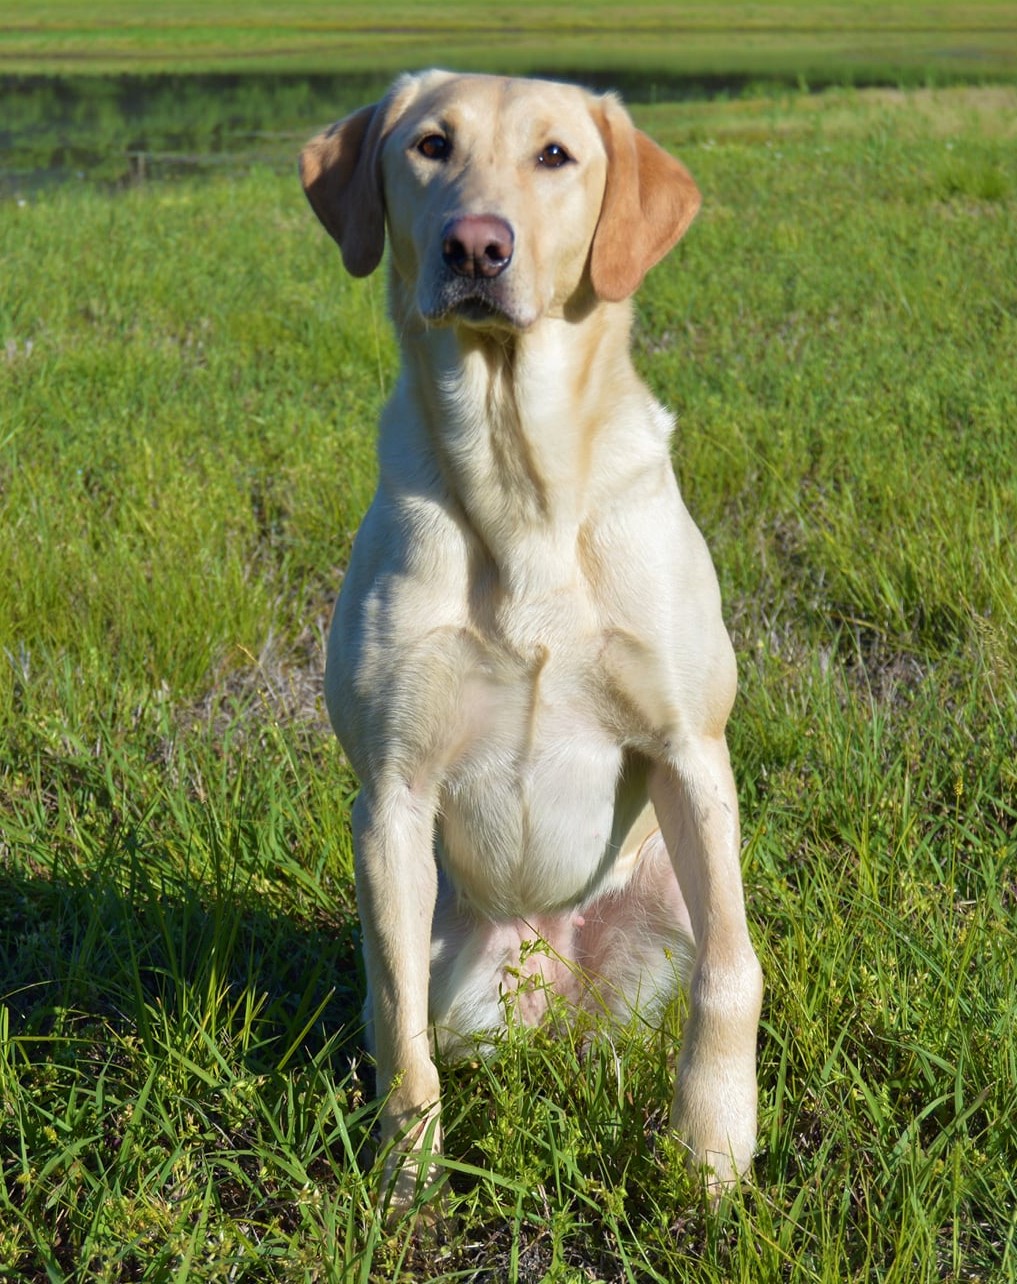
<box><xmin>2</xmin><ymin>1</ymin><xmax>1017</xmax><ymax>78</ymax></box>
<box><xmin>2</xmin><ymin>19</ymin><xmax>1017</xmax><ymax>1283</ymax></box>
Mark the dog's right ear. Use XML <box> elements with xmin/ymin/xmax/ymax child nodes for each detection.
<box><xmin>300</xmin><ymin>76</ymin><xmax>421</xmax><ymax>278</ymax></box>
<box><xmin>300</xmin><ymin>103</ymin><xmax>387</xmax><ymax>278</ymax></box>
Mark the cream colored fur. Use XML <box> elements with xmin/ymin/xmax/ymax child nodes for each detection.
<box><xmin>300</xmin><ymin>70</ymin><xmax>763</xmax><ymax>1206</ymax></box>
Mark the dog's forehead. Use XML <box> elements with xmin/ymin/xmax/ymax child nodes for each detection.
<box><xmin>399</xmin><ymin>73</ymin><xmax>602</xmax><ymax>143</ymax></box>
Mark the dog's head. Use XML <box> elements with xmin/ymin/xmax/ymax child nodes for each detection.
<box><xmin>300</xmin><ymin>70</ymin><xmax>700</xmax><ymax>332</ymax></box>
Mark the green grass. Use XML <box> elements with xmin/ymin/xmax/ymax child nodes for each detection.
<box><xmin>2</xmin><ymin>79</ymin><xmax>1017</xmax><ymax>1280</ymax></box>
<box><xmin>2</xmin><ymin>0</ymin><xmax>1017</xmax><ymax>78</ymax></box>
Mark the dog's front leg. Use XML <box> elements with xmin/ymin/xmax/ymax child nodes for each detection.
<box><xmin>650</xmin><ymin>738</ymin><xmax>763</xmax><ymax>1192</ymax></box>
<box><xmin>352</xmin><ymin>788</ymin><xmax>442</xmax><ymax>1208</ymax></box>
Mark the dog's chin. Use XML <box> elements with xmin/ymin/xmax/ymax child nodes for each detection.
<box><xmin>421</xmin><ymin>282</ymin><xmax>534</xmax><ymax>333</ymax></box>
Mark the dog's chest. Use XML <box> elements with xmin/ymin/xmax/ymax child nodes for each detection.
<box><xmin>435</xmin><ymin>617</ymin><xmax>638</xmax><ymax>918</ymax></box>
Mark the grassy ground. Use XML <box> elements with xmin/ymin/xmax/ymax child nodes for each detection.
<box><xmin>2</xmin><ymin>75</ymin><xmax>1017</xmax><ymax>1281</ymax></box>
<box><xmin>2</xmin><ymin>1</ymin><xmax>1017</xmax><ymax>78</ymax></box>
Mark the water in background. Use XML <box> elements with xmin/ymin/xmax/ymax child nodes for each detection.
<box><xmin>1</xmin><ymin>68</ymin><xmax>820</xmax><ymax>195</ymax></box>
<box><xmin>1</xmin><ymin>72</ymin><xmax>392</xmax><ymax>194</ymax></box>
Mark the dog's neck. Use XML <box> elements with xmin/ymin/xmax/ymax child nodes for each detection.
<box><xmin>382</xmin><ymin>294</ymin><xmax>672</xmax><ymax>592</ymax></box>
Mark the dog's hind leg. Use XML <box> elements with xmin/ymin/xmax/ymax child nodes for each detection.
<box><xmin>575</xmin><ymin>830</ymin><xmax>695</xmax><ymax>1022</ymax></box>
<box><xmin>429</xmin><ymin>877</ymin><xmax>589</xmax><ymax>1054</ymax></box>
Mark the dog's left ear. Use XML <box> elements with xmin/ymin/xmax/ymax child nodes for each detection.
<box><xmin>300</xmin><ymin>75</ymin><xmax>421</xmax><ymax>277</ymax></box>
<box><xmin>590</xmin><ymin>95</ymin><xmax>701</xmax><ymax>302</ymax></box>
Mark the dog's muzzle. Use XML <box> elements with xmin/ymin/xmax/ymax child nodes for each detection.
<box><xmin>421</xmin><ymin>214</ymin><xmax>529</xmax><ymax>328</ymax></box>
<box><xmin>441</xmin><ymin>215</ymin><xmax>514</xmax><ymax>280</ymax></box>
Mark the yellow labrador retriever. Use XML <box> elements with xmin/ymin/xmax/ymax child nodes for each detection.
<box><xmin>301</xmin><ymin>70</ymin><xmax>763</xmax><ymax>1203</ymax></box>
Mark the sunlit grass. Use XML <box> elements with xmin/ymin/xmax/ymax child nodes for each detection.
<box><xmin>1</xmin><ymin>0</ymin><xmax>1016</xmax><ymax>77</ymax></box>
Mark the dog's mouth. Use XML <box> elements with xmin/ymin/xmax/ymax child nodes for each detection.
<box><xmin>422</xmin><ymin>276</ymin><xmax>529</xmax><ymax>331</ymax></box>
<box><xmin>449</xmin><ymin>296</ymin><xmax>512</xmax><ymax>328</ymax></box>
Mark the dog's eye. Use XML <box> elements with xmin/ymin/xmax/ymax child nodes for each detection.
<box><xmin>537</xmin><ymin>142</ymin><xmax>572</xmax><ymax>168</ymax></box>
<box><xmin>417</xmin><ymin>134</ymin><xmax>451</xmax><ymax>161</ymax></box>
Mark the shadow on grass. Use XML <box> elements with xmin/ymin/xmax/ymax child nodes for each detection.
<box><xmin>0</xmin><ymin>855</ymin><xmax>389</xmax><ymax>1280</ymax></box>
<box><xmin>0</xmin><ymin>854</ymin><xmax>364</xmax><ymax>1070</ymax></box>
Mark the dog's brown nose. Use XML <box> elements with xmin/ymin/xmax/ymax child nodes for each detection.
<box><xmin>442</xmin><ymin>215</ymin><xmax>514</xmax><ymax>279</ymax></box>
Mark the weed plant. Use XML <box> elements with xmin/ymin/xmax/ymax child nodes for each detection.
<box><xmin>1</xmin><ymin>84</ymin><xmax>1016</xmax><ymax>1280</ymax></box>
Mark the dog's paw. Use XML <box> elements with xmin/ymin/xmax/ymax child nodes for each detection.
<box><xmin>378</xmin><ymin>1104</ymin><xmax>445</xmax><ymax>1219</ymax></box>
<box><xmin>669</xmin><ymin>1063</ymin><xmax>757</xmax><ymax>1196</ymax></box>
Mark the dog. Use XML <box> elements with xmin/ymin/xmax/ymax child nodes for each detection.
<box><xmin>300</xmin><ymin>70</ymin><xmax>763</xmax><ymax>1206</ymax></box>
